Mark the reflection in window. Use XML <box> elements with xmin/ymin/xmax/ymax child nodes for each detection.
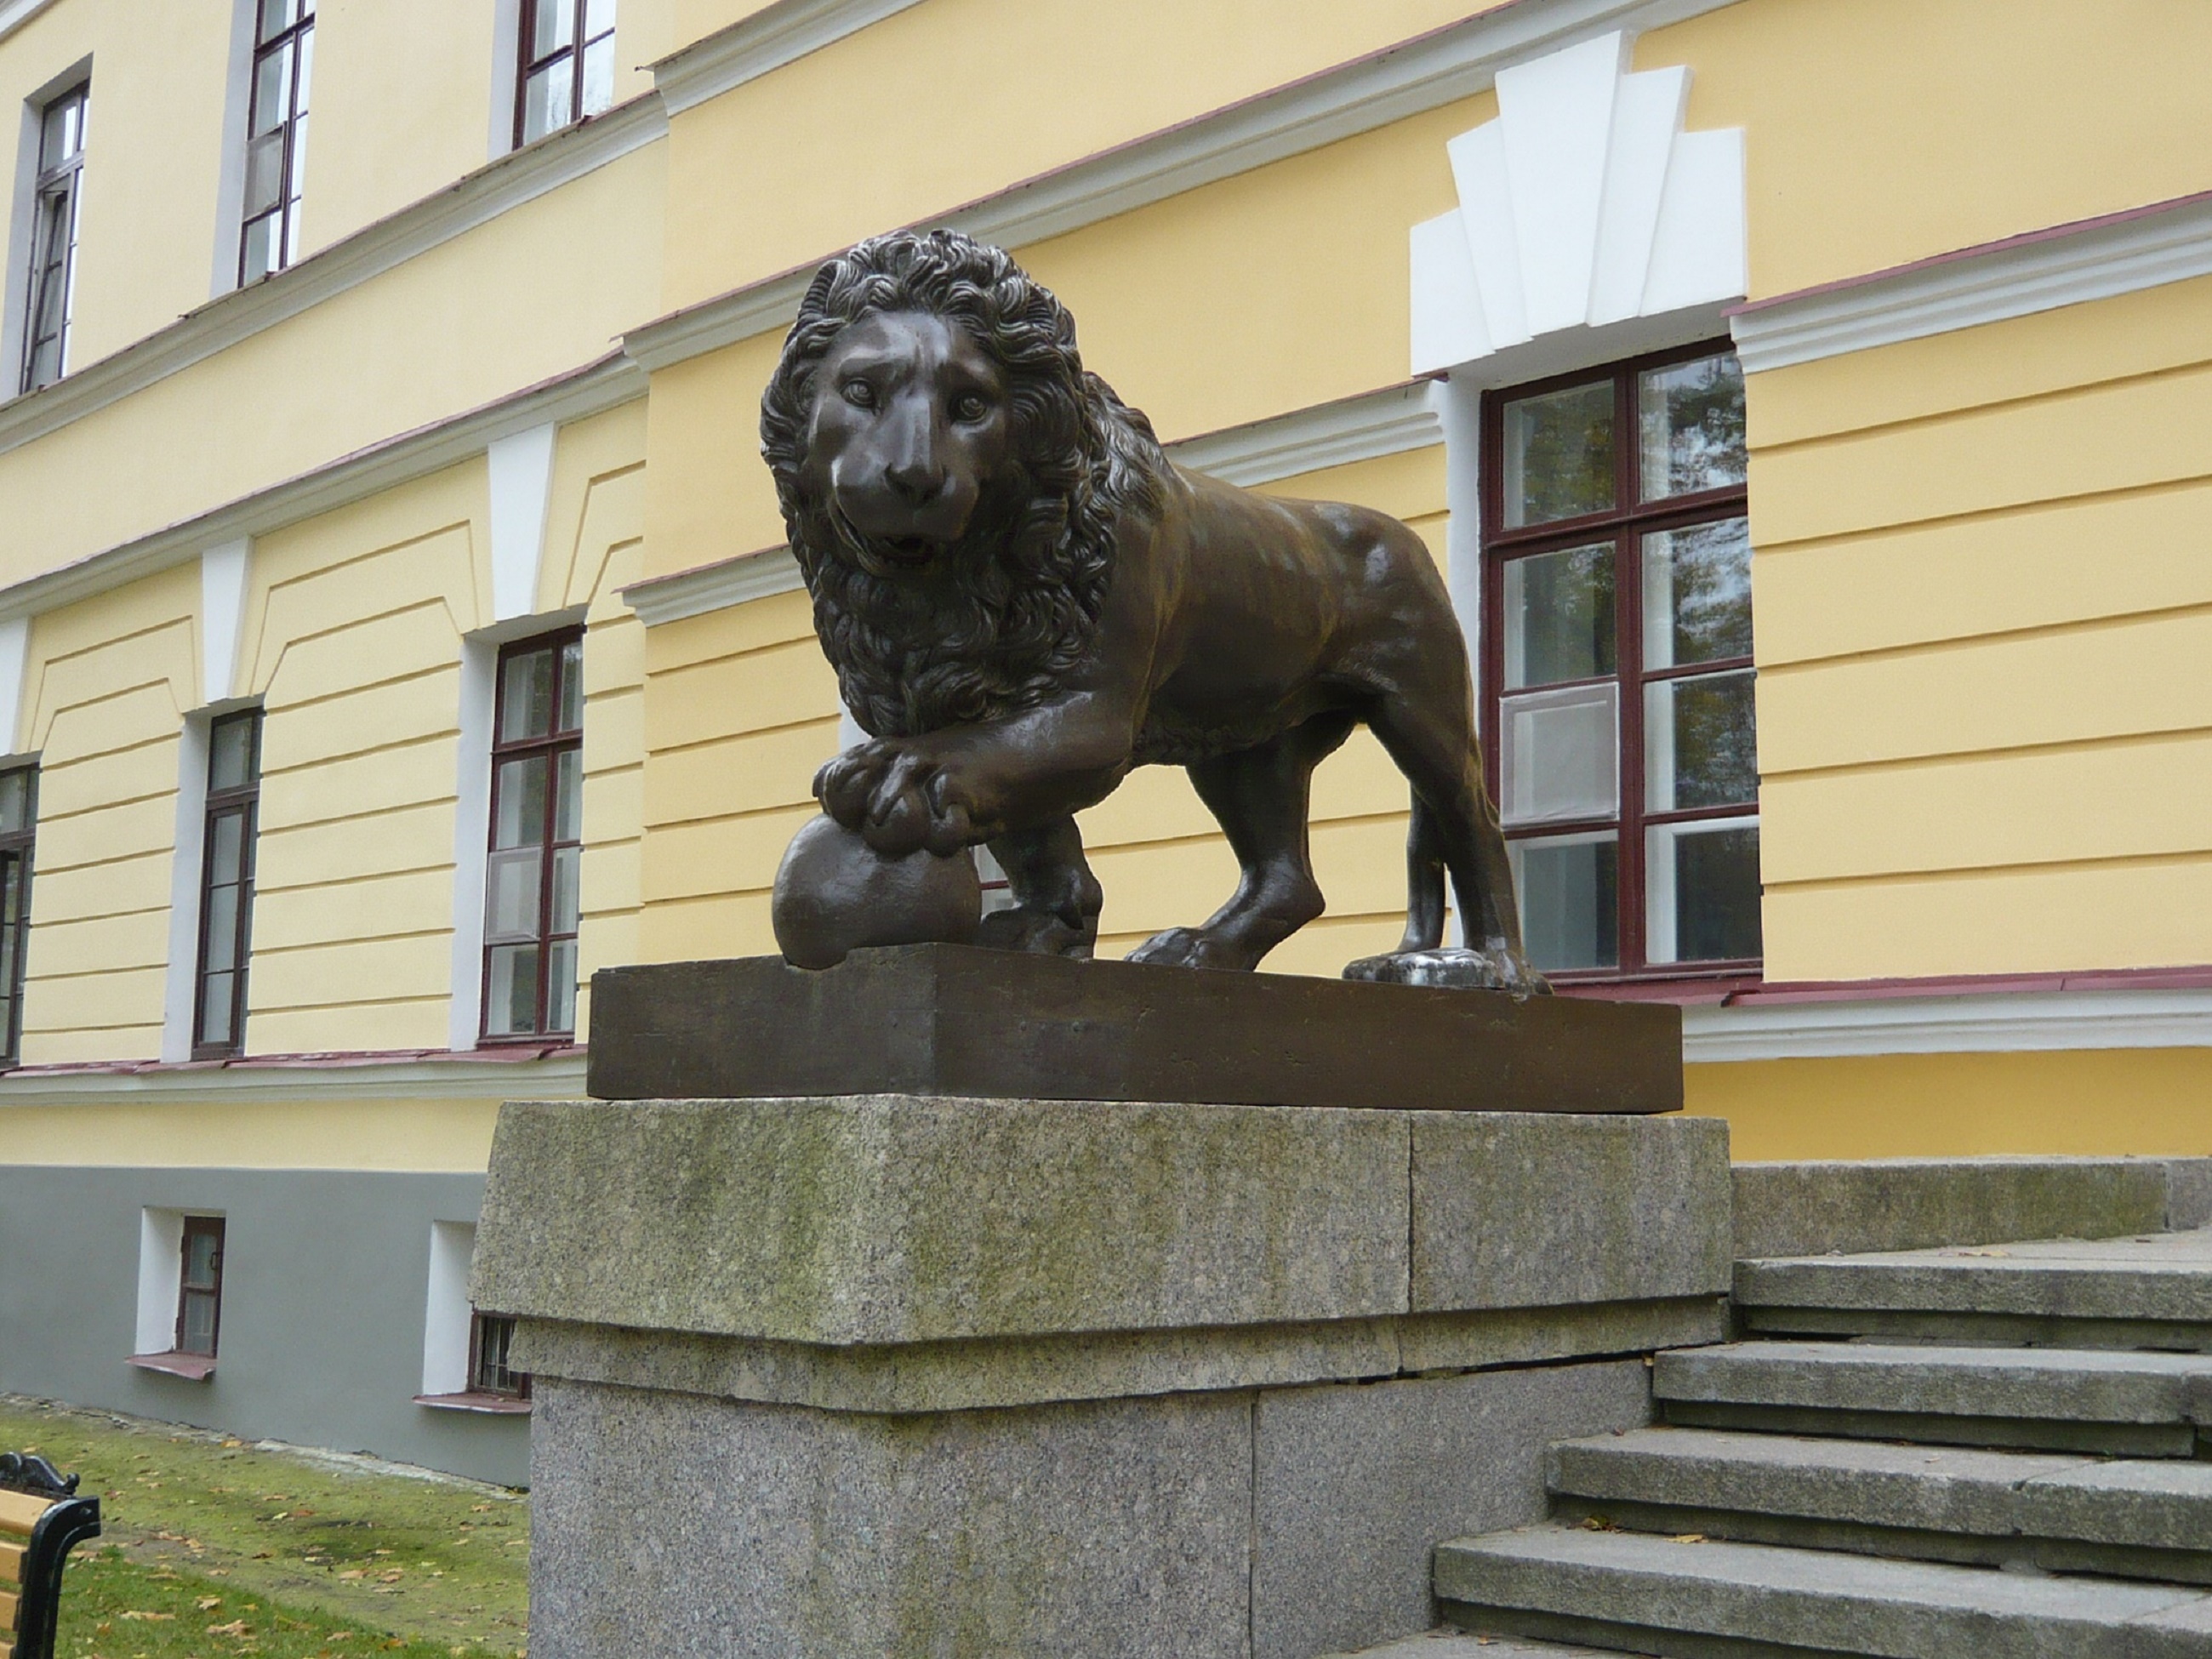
<box><xmin>1485</xmin><ymin>347</ymin><xmax>1759</xmax><ymax>978</ymax></box>
<box><xmin>195</xmin><ymin>710</ymin><xmax>262</xmax><ymax>1058</ymax></box>
<box><xmin>20</xmin><ymin>83</ymin><xmax>88</xmax><ymax>393</ymax></box>
<box><xmin>176</xmin><ymin>1216</ymin><xmax>226</xmax><ymax>1358</ymax></box>
<box><xmin>0</xmin><ymin>767</ymin><xmax>35</xmax><ymax>1063</ymax></box>
<box><xmin>483</xmin><ymin>630</ymin><xmax>584</xmax><ymax>1039</ymax></box>
<box><xmin>516</xmin><ymin>0</ymin><xmax>618</xmax><ymax>146</ymax></box>
<box><xmin>239</xmin><ymin>0</ymin><xmax>315</xmax><ymax>284</ymax></box>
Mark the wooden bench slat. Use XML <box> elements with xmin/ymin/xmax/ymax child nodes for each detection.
<box><xmin>0</xmin><ymin>1586</ymin><xmax>16</xmax><ymax>1629</ymax></box>
<box><xmin>0</xmin><ymin>1538</ymin><xmax>18</xmax><ymax>1581</ymax></box>
<box><xmin>0</xmin><ymin>1491</ymin><xmax>51</xmax><ymax>1534</ymax></box>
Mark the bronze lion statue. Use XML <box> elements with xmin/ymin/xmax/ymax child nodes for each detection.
<box><xmin>761</xmin><ymin>228</ymin><xmax>1539</xmax><ymax>990</ymax></box>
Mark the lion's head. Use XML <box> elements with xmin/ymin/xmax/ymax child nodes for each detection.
<box><xmin>761</xmin><ymin>229</ymin><xmax>1160</xmax><ymax>738</ymax></box>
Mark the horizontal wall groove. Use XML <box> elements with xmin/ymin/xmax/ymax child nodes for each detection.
<box><xmin>250</xmin><ymin>927</ymin><xmax>453</xmax><ymax>959</ymax></box>
<box><xmin>259</xmin><ymin>797</ymin><xmax>457</xmax><ymax>838</ymax></box>
<box><xmin>1752</xmin><ymin>469</ymin><xmax>2212</xmax><ymax>558</ymax></box>
<box><xmin>1758</xmin><ymin>594</ymin><xmax>2212</xmax><ymax>675</ymax></box>
<box><xmin>644</xmin><ymin>711</ymin><xmax>841</xmax><ymax>759</ymax></box>
<box><xmin>255</xmin><ymin>862</ymin><xmax>457</xmax><ymax>896</ymax></box>
<box><xmin>1765</xmin><ymin>847</ymin><xmax>2212</xmax><ymax>894</ymax></box>
<box><xmin>1761</xmin><ymin>721</ymin><xmax>2212</xmax><ymax>783</ymax></box>
<box><xmin>265</xmin><ymin>661</ymin><xmax>459</xmax><ymax>717</ymax></box>
<box><xmin>642</xmin><ymin>800</ymin><xmax>816</xmax><ymax>835</ymax></box>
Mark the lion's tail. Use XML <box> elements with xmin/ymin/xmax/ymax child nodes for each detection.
<box><xmin>1398</xmin><ymin>794</ymin><xmax>1448</xmax><ymax>952</ymax></box>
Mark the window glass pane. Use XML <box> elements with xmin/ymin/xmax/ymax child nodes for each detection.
<box><xmin>550</xmin><ymin>845</ymin><xmax>580</xmax><ymax>933</ymax></box>
<box><xmin>485</xmin><ymin>943</ymin><xmax>539</xmax><ymax>1036</ymax></box>
<box><xmin>475</xmin><ymin>1315</ymin><xmax>517</xmax><ymax>1392</ymax></box>
<box><xmin>499</xmin><ymin>647</ymin><xmax>556</xmax><ymax>741</ymax></box>
<box><xmin>522</xmin><ymin>59</ymin><xmax>573</xmax><ymax>143</ymax></box>
<box><xmin>242</xmin><ymin>213</ymin><xmax>280</xmax><ymax>282</ymax></box>
<box><xmin>199</xmin><ymin>971</ymin><xmax>235</xmax><ymax>1046</ymax></box>
<box><xmin>1646</xmin><ymin>821</ymin><xmax>1762</xmax><ymax>963</ymax></box>
<box><xmin>294</xmin><ymin>25</ymin><xmax>315</xmax><ymax>114</ymax></box>
<box><xmin>244</xmin><ymin>129</ymin><xmax>287</xmax><ymax>215</ymax></box>
<box><xmin>1645</xmin><ymin>668</ymin><xmax>1758</xmax><ymax>812</ymax></box>
<box><xmin>1639</xmin><ymin>353</ymin><xmax>1746</xmax><ymax>502</ymax></box>
<box><xmin>1500</xmin><ymin>682</ymin><xmax>1619</xmax><ymax>828</ymax></box>
<box><xmin>211</xmin><ymin>717</ymin><xmax>258</xmax><ymax>790</ymax></box>
<box><xmin>532</xmin><ymin>0</ymin><xmax>577</xmax><ymax>58</ymax></box>
<box><xmin>1502</xmin><ymin>379</ymin><xmax>1614</xmax><ymax>528</ymax></box>
<box><xmin>251</xmin><ymin>43</ymin><xmax>293</xmax><ymax>134</ymax></box>
<box><xmin>0</xmin><ymin>770</ymin><xmax>31</xmax><ymax>833</ymax></box>
<box><xmin>553</xmin><ymin>748</ymin><xmax>582</xmax><ymax>841</ymax></box>
<box><xmin>1502</xmin><ymin>542</ymin><xmax>1615</xmax><ymax>689</ymax></box>
<box><xmin>203</xmin><ymin>884</ymin><xmax>241</xmax><ymax>972</ymax></box>
<box><xmin>183</xmin><ymin>1225</ymin><xmax>222</xmax><ymax>1289</ymax></box>
<box><xmin>546</xmin><ymin>937</ymin><xmax>578</xmax><ymax>1034</ymax></box>
<box><xmin>493</xmin><ymin>756</ymin><xmax>549</xmax><ymax>848</ymax></box>
<box><xmin>580</xmin><ymin>37</ymin><xmax>616</xmax><ymax>117</ymax></box>
<box><xmin>1508</xmin><ymin>834</ymin><xmax>1618</xmax><ymax>972</ymax></box>
<box><xmin>557</xmin><ymin>638</ymin><xmax>584</xmax><ymax>733</ymax></box>
<box><xmin>208</xmin><ymin>811</ymin><xmax>245</xmax><ymax>881</ymax></box>
<box><xmin>40</xmin><ymin>93</ymin><xmax>84</xmax><ymax>169</ymax></box>
<box><xmin>259</xmin><ymin>0</ymin><xmax>297</xmax><ymax>43</ymax></box>
<box><xmin>1</xmin><ymin>858</ymin><xmax>24</xmax><ymax>928</ymax></box>
<box><xmin>287</xmin><ymin>111</ymin><xmax>311</xmax><ymax>201</ymax></box>
<box><xmin>584</xmin><ymin>0</ymin><xmax>617</xmax><ymax>38</ymax></box>
<box><xmin>486</xmin><ymin>847</ymin><xmax>543</xmax><ymax>940</ymax></box>
<box><xmin>1643</xmin><ymin>517</ymin><xmax>1751</xmax><ymax>670</ymax></box>
<box><xmin>283</xmin><ymin>198</ymin><xmax>304</xmax><ymax>268</ymax></box>
<box><xmin>180</xmin><ymin>1291</ymin><xmax>218</xmax><ymax>1355</ymax></box>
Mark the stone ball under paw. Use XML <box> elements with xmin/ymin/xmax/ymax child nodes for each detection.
<box><xmin>772</xmin><ymin>812</ymin><xmax>982</xmax><ymax>969</ymax></box>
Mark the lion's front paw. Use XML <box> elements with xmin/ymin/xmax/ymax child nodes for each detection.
<box><xmin>814</xmin><ymin>740</ymin><xmax>978</xmax><ymax>858</ymax></box>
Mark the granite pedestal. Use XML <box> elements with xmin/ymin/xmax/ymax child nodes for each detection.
<box><xmin>475</xmin><ymin>956</ymin><xmax>1730</xmax><ymax>1658</ymax></box>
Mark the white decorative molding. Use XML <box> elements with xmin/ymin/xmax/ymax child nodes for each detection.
<box><xmin>1682</xmin><ymin>988</ymin><xmax>2212</xmax><ymax>1064</ymax></box>
<box><xmin>1730</xmin><ymin>187</ymin><xmax>2212</xmax><ymax>373</ymax></box>
<box><xmin>653</xmin><ymin>0</ymin><xmax>928</xmax><ymax>117</ymax></box>
<box><xmin>0</xmin><ymin>93</ymin><xmax>666</xmax><ymax>456</ymax></box>
<box><xmin>0</xmin><ymin>1051</ymin><xmax>588</xmax><ymax>1107</ymax></box>
<box><xmin>620</xmin><ymin>546</ymin><xmax>805</xmax><ymax>626</ymax></box>
<box><xmin>0</xmin><ymin>616</ymin><xmax>28</xmax><ymax>755</ymax></box>
<box><xmin>487</xmin><ymin>423</ymin><xmax>557</xmax><ymax>621</ymax></box>
<box><xmin>1166</xmin><ymin>380</ymin><xmax>1441</xmax><ymax>486</ymax></box>
<box><xmin>624</xmin><ymin>0</ymin><xmax>1745</xmax><ymax>373</ymax></box>
<box><xmin>421</xmin><ymin>1221</ymin><xmax>478</xmax><ymax>1395</ymax></box>
<box><xmin>1409</xmin><ymin>31</ymin><xmax>1745</xmax><ymax>375</ymax></box>
<box><xmin>0</xmin><ymin>0</ymin><xmax>58</xmax><ymax>42</ymax></box>
<box><xmin>159</xmin><ymin>715</ymin><xmax>214</xmax><ymax>1064</ymax></box>
<box><xmin>0</xmin><ymin>353</ymin><xmax>643</xmax><ymax>626</ymax></box>
<box><xmin>198</xmin><ymin>538</ymin><xmax>249</xmax><ymax>705</ymax></box>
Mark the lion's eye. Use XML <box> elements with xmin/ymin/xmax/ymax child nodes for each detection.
<box><xmin>952</xmin><ymin>394</ymin><xmax>990</xmax><ymax>423</ymax></box>
<box><xmin>841</xmin><ymin>379</ymin><xmax>876</xmax><ymax>410</ymax></box>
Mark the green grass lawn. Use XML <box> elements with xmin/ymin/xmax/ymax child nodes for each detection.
<box><xmin>0</xmin><ymin>1394</ymin><xmax>528</xmax><ymax>1658</ymax></box>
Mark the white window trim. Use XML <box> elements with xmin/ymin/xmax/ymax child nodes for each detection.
<box><xmin>421</xmin><ymin>1220</ymin><xmax>476</xmax><ymax>1395</ymax></box>
<box><xmin>159</xmin><ymin>715</ymin><xmax>214</xmax><ymax>1063</ymax></box>
<box><xmin>488</xmin><ymin>0</ymin><xmax>525</xmax><ymax>161</ymax></box>
<box><xmin>134</xmin><ymin>1206</ymin><xmax>200</xmax><ymax>1354</ymax></box>
<box><xmin>3</xmin><ymin>58</ymin><xmax>91</xmax><ymax>393</ymax></box>
<box><xmin>208</xmin><ymin>0</ymin><xmax>260</xmax><ymax>298</ymax></box>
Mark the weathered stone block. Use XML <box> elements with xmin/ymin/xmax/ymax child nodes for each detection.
<box><xmin>1251</xmin><ymin>1360</ymin><xmax>1650</xmax><ymax>1659</ymax></box>
<box><xmin>1411</xmin><ymin>1113</ymin><xmax>1730</xmax><ymax>1312</ymax></box>
<box><xmin>473</xmin><ymin>1094</ymin><xmax>1409</xmax><ymax>1345</ymax></box>
<box><xmin>527</xmin><ymin>1377</ymin><xmax>1252</xmax><ymax>1659</ymax></box>
<box><xmin>1731</xmin><ymin>1157</ymin><xmax>2180</xmax><ymax>1260</ymax></box>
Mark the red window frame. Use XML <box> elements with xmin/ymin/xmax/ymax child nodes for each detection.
<box><xmin>239</xmin><ymin>0</ymin><xmax>315</xmax><ymax>285</ymax></box>
<box><xmin>175</xmin><ymin>1216</ymin><xmax>226</xmax><ymax>1359</ymax></box>
<box><xmin>1479</xmin><ymin>339</ymin><xmax>1759</xmax><ymax>989</ymax></box>
<box><xmin>481</xmin><ymin>630</ymin><xmax>584</xmax><ymax>1042</ymax></box>
<box><xmin>514</xmin><ymin>0</ymin><xmax>618</xmax><ymax>149</ymax></box>
<box><xmin>193</xmin><ymin>710</ymin><xmax>262</xmax><ymax>1059</ymax></box>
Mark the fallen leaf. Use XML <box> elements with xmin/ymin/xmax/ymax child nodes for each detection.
<box><xmin>1668</xmin><ymin>1532</ymin><xmax>1708</xmax><ymax>1544</ymax></box>
<box><xmin>197</xmin><ymin>1597</ymin><xmax>223</xmax><ymax>1611</ymax></box>
<box><xmin>208</xmin><ymin>1621</ymin><xmax>252</xmax><ymax>1637</ymax></box>
<box><xmin>119</xmin><ymin>1611</ymin><xmax>177</xmax><ymax>1622</ymax></box>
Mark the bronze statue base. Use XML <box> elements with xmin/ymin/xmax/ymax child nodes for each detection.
<box><xmin>584</xmin><ymin>945</ymin><xmax>1678</xmax><ymax>1115</ymax></box>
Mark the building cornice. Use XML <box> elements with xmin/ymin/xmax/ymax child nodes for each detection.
<box><xmin>1684</xmin><ymin>983</ymin><xmax>2212</xmax><ymax>1063</ymax></box>
<box><xmin>0</xmin><ymin>93</ymin><xmax>667</xmax><ymax>458</ymax></box>
<box><xmin>621</xmin><ymin>544</ymin><xmax>806</xmax><ymax>627</ymax></box>
<box><xmin>0</xmin><ymin>0</ymin><xmax>58</xmax><ymax>42</ymax></box>
<box><xmin>0</xmin><ymin>1048</ymin><xmax>588</xmax><ymax>1107</ymax></box>
<box><xmin>1166</xmin><ymin>379</ymin><xmax>1441</xmax><ymax>487</ymax></box>
<box><xmin>1729</xmin><ymin>187</ymin><xmax>2212</xmax><ymax>373</ymax></box>
<box><xmin>616</xmin><ymin>379</ymin><xmax>1446</xmax><ymax>626</ymax></box>
<box><xmin>0</xmin><ymin>353</ymin><xmax>645</xmax><ymax>624</ymax></box>
<box><xmin>652</xmin><ymin>0</ymin><xmax>930</xmax><ymax>117</ymax></box>
<box><xmin>624</xmin><ymin>0</ymin><xmax>1744</xmax><ymax>373</ymax></box>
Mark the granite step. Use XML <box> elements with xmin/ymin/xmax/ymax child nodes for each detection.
<box><xmin>1548</xmin><ymin>1425</ymin><xmax>2212</xmax><ymax>1584</ymax></box>
<box><xmin>1736</xmin><ymin>1229</ymin><xmax>2212</xmax><ymax>1350</ymax></box>
<box><xmin>1434</xmin><ymin>1523</ymin><xmax>2212</xmax><ymax>1658</ymax></box>
<box><xmin>1655</xmin><ymin>1341</ymin><xmax>2212</xmax><ymax>1456</ymax></box>
<box><xmin>1324</xmin><ymin>1631</ymin><xmax>1631</xmax><ymax>1658</ymax></box>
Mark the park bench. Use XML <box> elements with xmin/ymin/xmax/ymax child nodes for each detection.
<box><xmin>0</xmin><ymin>1453</ymin><xmax>100</xmax><ymax>1659</ymax></box>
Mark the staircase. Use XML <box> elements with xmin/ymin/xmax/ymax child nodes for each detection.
<box><xmin>1417</xmin><ymin>1228</ymin><xmax>2212</xmax><ymax>1657</ymax></box>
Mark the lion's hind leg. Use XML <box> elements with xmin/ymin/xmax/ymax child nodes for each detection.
<box><xmin>977</xmin><ymin>816</ymin><xmax>1103</xmax><ymax>957</ymax></box>
<box><xmin>1126</xmin><ymin>713</ymin><xmax>1355</xmax><ymax>972</ymax></box>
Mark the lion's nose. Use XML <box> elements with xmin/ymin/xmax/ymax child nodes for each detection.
<box><xmin>884</xmin><ymin>460</ymin><xmax>945</xmax><ymax>508</ymax></box>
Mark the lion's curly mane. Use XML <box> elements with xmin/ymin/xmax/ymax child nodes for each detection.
<box><xmin>760</xmin><ymin>229</ymin><xmax>1163</xmax><ymax>738</ymax></box>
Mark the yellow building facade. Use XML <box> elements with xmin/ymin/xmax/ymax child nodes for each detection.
<box><xmin>0</xmin><ymin>0</ymin><xmax>2207</xmax><ymax>1476</ymax></box>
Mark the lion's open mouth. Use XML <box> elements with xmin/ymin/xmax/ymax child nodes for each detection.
<box><xmin>879</xmin><ymin>535</ymin><xmax>938</xmax><ymax>567</ymax></box>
